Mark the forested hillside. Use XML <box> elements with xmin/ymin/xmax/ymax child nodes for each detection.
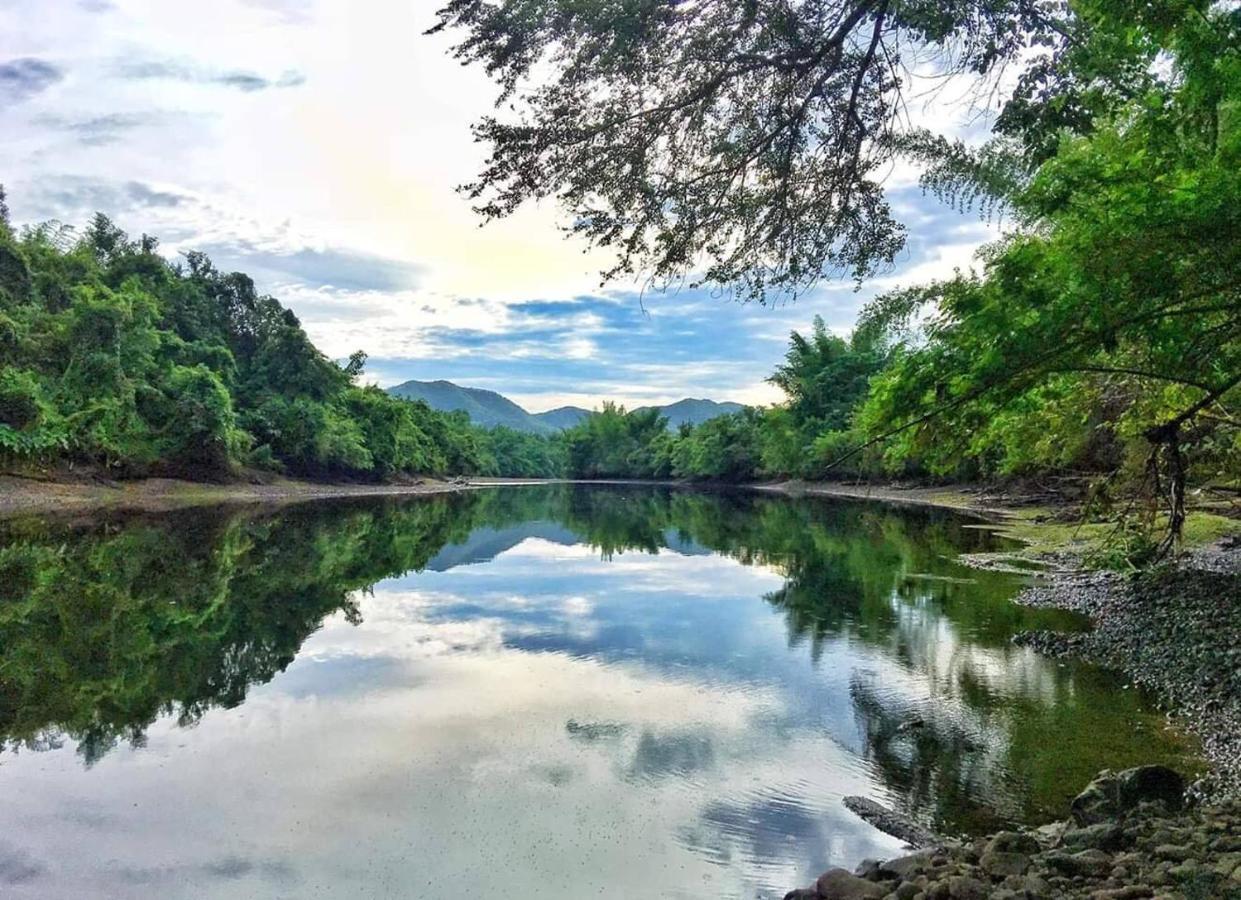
<box><xmin>634</xmin><ymin>398</ymin><xmax>746</xmax><ymax>430</ymax></box>
<box><xmin>0</xmin><ymin>204</ymin><xmax>563</xmax><ymax>480</ymax></box>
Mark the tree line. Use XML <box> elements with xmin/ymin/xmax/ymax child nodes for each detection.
<box><xmin>0</xmin><ymin>205</ymin><xmax>564</xmax><ymax>481</ymax></box>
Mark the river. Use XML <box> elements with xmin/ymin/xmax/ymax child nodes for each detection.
<box><xmin>0</xmin><ymin>485</ymin><xmax>1196</xmax><ymax>898</ymax></box>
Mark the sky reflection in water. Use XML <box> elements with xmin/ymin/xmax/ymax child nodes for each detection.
<box><xmin>0</xmin><ymin>486</ymin><xmax>1196</xmax><ymax>899</ymax></box>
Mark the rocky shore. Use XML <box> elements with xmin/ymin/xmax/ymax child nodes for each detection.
<box><xmin>786</xmin><ymin>527</ymin><xmax>1241</xmax><ymax>900</ymax></box>
<box><xmin>787</xmin><ymin>766</ymin><xmax>1241</xmax><ymax>900</ymax></box>
<box><xmin>1012</xmin><ymin>541</ymin><xmax>1241</xmax><ymax>800</ymax></box>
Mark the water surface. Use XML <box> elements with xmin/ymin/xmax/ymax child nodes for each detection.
<box><xmin>0</xmin><ymin>486</ymin><xmax>1195</xmax><ymax>898</ymax></box>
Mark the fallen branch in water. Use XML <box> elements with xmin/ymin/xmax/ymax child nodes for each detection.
<box><xmin>842</xmin><ymin>796</ymin><xmax>942</xmax><ymax>848</ymax></box>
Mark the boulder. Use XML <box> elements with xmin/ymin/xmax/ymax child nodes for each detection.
<box><xmin>1153</xmin><ymin>843</ymin><xmax>1194</xmax><ymax>861</ymax></box>
<box><xmin>891</xmin><ymin>883</ymin><xmax>921</xmax><ymax>900</ymax></box>
<box><xmin>946</xmin><ymin>875</ymin><xmax>988</xmax><ymax>899</ymax></box>
<box><xmin>980</xmin><ymin>849</ymin><xmax>1031</xmax><ymax>878</ymax></box>
<box><xmin>877</xmin><ymin>850</ymin><xmax>935</xmax><ymax>880</ymax></box>
<box><xmin>986</xmin><ymin>832</ymin><xmax>1040</xmax><ymax>856</ymax></box>
<box><xmin>814</xmin><ymin>867</ymin><xmax>889</xmax><ymax>900</ymax></box>
<box><xmin>1070</xmin><ymin>766</ymin><xmax>1185</xmax><ymax>825</ymax></box>
<box><xmin>853</xmin><ymin>858</ymin><xmax>884</xmax><ymax>881</ymax></box>
<box><xmin>1061</xmin><ymin>823</ymin><xmax>1125</xmax><ymax>852</ymax></box>
<box><xmin>1044</xmin><ymin>848</ymin><xmax>1113</xmax><ymax>877</ymax></box>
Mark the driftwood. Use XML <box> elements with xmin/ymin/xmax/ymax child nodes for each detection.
<box><xmin>842</xmin><ymin>796</ymin><xmax>941</xmax><ymax>848</ymax></box>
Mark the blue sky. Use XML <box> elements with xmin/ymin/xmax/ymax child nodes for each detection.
<box><xmin>0</xmin><ymin>0</ymin><xmax>997</xmax><ymax>411</ymax></box>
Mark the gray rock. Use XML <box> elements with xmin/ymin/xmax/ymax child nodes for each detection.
<box><xmin>1034</xmin><ymin>821</ymin><xmax>1068</xmax><ymax>846</ymax></box>
<box><xmin>980</xmin><ymin>849</ymin><xmax>1031</xmax><ymax>878</ymax></box>
<box><xmin>1212</xmin><ymin>852</ymin><xmax>1241</xmax><ymax>878</ymax></box>
<box><xmin>843</xmin><ymin>796</ymin><xmax>940</xmax><ymax>848</ymax></box>
<box><xmin>1044</xmin><ymin>848</ymin><xmax>1113</xmax><ymax>877</ymax></box>
<box><xmin>1152</xmin><ymin>843</ymin><xmax>1193</xmax><ymax>861</ymax></box>
<box><xmin>815</xmin><ymin>867</ymin><xmax>889</xmax><ymax>900</ymax></box>
<box><xmin>1020</xmin><ymin>872</ymin><xmax>1052</xmax><ymax>898</ymax></box>
<box><xmin>986</xmin><ymin>831</ymin><xmax>1040</xmax><ymax>856</ymax></box>
<box><xmin>1166</xmin><ymin>860</ymin><xmax>1201</xmax><ymax>880</ymax></box>
<box><xmin>945</xmin><ymin>875</ymin><xmax>987</xmax><ymax>900</ymax></box>
<box><xmin>1062</xmin><ymin>823</ymin><xmax>1126</xmax><ymax>851</ymax></box>
<box><xmin>1070</xmin><ymin>766</ymin><xmax>1185</xmax><ymax>825</ymax></box>
<box><xmin>891</xmin><ymin>883</ymin><xmax>920</xmax><ymax>900</ymax></box>
<box><xmin>783</xmin><ymin>890</ymin><xmax>818</xmax><ymax>900</ymax></box>
<box><xmin>854</xmin><ymin>858</ymin><xmax>884</xmax><ymax>881</ymax></box>
<box><xmin>878</xmin><ymin>851</ymin><xmax>935</xmax><ymax>880</ymax></box>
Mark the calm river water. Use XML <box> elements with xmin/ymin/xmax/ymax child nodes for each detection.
<box><xmin>0</xmin><ymin>485</ymin><xmax>1195</xmax><ymax>898</ymax></box>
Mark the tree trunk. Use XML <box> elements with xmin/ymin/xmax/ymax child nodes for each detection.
<box><xmin>1146</xmin><ymin>423</ymin><xmax>1186</xmax><ymax>556</ymax></box>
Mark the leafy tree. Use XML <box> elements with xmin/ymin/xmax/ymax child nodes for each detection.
<box><xmin>769</xmin><ymin>316</ymin><xmax>885</xmax><ymax>432</ymax></box>
<box><xmin>429</xmin><ymin>0</ymin><xmax>1150</xmax><ymax>301</ymax></box>
<box><xmin>158</xmin><ymin>364</ymin><xmax>246</xmax><ymax>471</ymax></box>
<box><xmin>857</xmin><ymin>4</ymin><xmax>1241</xmax><ymax>547</ymax></box>
<box><xmin>564</xmin><ymin>402</ymin><xmax>668</xmax><ymax>478</ymax></box>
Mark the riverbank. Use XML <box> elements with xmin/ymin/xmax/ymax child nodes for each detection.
<box><xmin>0</xmin><ymin>472</ymin><xmax>551</xmax><ymax>519</ymax></box>
<box><xmin>769</xmin><ymin>482</ymin><xmax>1241</xmax><ymax>898</ymax></box>
<box><xmin>788</xmin><ymin>765</ymin><xmax>1241</xmax><ymax>899</ymax></box>
<box><xmin>1013</xmin><ymin>547</ymin><xmax>1241</xmax><ymax>803</ymax></box>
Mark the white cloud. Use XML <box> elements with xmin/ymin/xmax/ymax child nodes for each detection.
<box><xmin>0</xmin><ymin>0</ymin><xmax>1002</xmax><ymax>406</ymax></box>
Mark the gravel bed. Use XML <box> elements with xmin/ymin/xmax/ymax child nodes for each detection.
<box><xmin>1012</xmin><ymin>541</ymin><xmax>1241</xmax><ymax>800</ymax></box>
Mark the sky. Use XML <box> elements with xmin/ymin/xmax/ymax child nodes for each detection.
<box><xmin>0</xmin><ymin>0</ymin><xmax>998</xmax><ymax>412</ymax></box>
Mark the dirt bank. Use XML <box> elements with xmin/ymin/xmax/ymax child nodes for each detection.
<box><xmin>755</xmin><ymin>479</ymin><xmax>1010</xmax><ymax>515</ymax></box>
<box><xmin>0</xmin><ymin>473</ymin><xmax>562</xmax><ymax>520</ymax></box>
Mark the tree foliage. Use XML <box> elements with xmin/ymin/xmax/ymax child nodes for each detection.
<box><xmin>0</xmin><ymin>210</ymin><xmax>564</xmax><ymax>480</ymax></box>
<box><xmin>430</xmin><ymin>0</ymin><xmax>1098</xmax><ymax>300</ymax></box>
<box><xmin>857</xmin><ymin>3</ymin><xmax>1241</xmax><ymax>546</ymax></box>
<box><xmin>439</xmin><ymin>0</ymin><xmax>1239</xmax><ymax>552</ymax></box>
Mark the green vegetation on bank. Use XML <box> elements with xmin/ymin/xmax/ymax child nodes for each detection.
<box><xmin>522</xmin><ymin>2</ymin><xmax>1241</xmax><ymax>555</ymax></box>
<box><xmin>0</xmin><ymin>205</ymin><xmax>564</xmax><ymax>480</ymax></box>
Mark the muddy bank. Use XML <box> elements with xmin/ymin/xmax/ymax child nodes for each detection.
<box><xmin>754</xmin><ymin>480</ymin><xmax>1011</xmax><ymax>516</ymax></box>
<box><xmin>0</xmin><ymin>473</ymin><xmax>561</xmax><ymax>519</ymax></box>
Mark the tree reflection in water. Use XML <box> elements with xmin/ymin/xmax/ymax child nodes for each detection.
<box><xmin>0</xmin><ymin>485</ymin><xmax>1196</xmax><ymax>833</ymax></box>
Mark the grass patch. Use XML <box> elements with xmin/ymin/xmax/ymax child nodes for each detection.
<box><xmin>987</xmin><ymin>507</ymin><xmax>1240</xmax><ymax>565</ymax></box>
<box><xmin>1181</xmin><ymin>511</ymin><xmax>1241</xmax><ymax>547</ymax></box>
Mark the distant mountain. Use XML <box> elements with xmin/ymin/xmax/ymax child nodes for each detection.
<box><xmin>533</xmin><ymin>406</ymin><xmax>592</xmax><ymax>430</ymax></box>
<box><xmin>385</xmin><ymin>380</ymin><xmax>745</xmax><ymax>434</ymax></box>
<box><xmin>386</xmin><ymin>379</ymin><xmax>552</xmax><ymax>432</ymax></box>
<box><xmin>635</xmin><ymin>398</ymin><xmax>747</xmax><ymax>429</ymax></box>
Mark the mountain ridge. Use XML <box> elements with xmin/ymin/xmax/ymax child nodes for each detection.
<box><xmin>385</xmin><ymin>379</ymin><xmax>745</xmax><ymax>433</ymax></box>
